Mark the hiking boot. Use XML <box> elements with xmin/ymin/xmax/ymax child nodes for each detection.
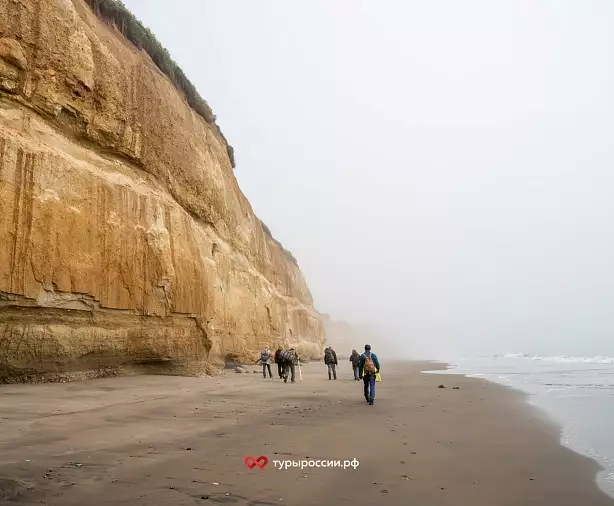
<box><xmin>368</xmin><ymin>400</ymin><xmax>374</xmax><ymax>405</ymax></box>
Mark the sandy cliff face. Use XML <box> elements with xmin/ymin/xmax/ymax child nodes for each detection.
<box><xmin>0</xmin><ymin>0</ymin><xmax>324</xmax><ymax>382</ymax></box>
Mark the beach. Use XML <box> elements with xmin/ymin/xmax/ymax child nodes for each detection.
<box><xmin>1</xmin><ymin>361</ymin><xmax>612</xmax><ymax>506</ymax></box>
<box><xmin>427</xmin><ymin>354</ymin><xmax>614</xmax><ymax>497</ymax></box>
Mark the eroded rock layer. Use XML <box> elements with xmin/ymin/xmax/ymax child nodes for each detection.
<box><xmin>0</xmin><ymin>0</ymin><xmax>324</xmax><ymax>382</ymax></box>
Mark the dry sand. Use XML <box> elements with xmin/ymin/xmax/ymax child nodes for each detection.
<box><xmin>0</xmin><ymin>361</ymin><xmax>612</xmax><ymax>506</ymax></box>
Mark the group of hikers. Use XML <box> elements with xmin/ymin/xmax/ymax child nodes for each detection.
<box><xmin>258</xmin><ymin>343</ymin><xmax>380</xmax><ymax>405</ymax></box>
<box><xmin>257</xmin><ymin>346</ymin><xmax>300</xmax><ymax>383</ymax></box>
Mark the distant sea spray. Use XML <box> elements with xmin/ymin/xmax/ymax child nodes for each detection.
<box><xmin>494</xmin><ymin>353</ymin><xmax>614</xmax><ymax>365</ymax></box>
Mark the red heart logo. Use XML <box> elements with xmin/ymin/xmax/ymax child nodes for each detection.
<box><xmin>244</xmin><ymin>455</ymin><xmax>269</xmax><ymax>470</ymax></box>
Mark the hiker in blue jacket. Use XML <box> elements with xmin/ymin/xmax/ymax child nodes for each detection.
<box><xmin>358</xmin><ymin>344</ymin><xmax>380</xmax><ymax>405</ymax></box>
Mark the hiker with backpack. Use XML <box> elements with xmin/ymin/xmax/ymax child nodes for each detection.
<box><xmin>274</xmin><ymin>346</ymin><xmax>284</xmax><ymax>379</ymax></box>
<box><xmin>324</xmin><ymin>346</ymin><xmax>338</xmax><ymax>380</ymax></box>
<box><xmin>349</xmin><ymin>349</ymin><xmax>360</xmax><ymax>380</ymax></box>
<box><xmin>358</xmin><ymin>344</ymin><xmax>380</xmax><ymax>405</ymax></box>
<box><xmin>278</xmin><ymin>347</ymin><xmax>298</xmax><ymax>383</ymax></box>
<box><xmin>258</xmin><ymin>346</ymin><xmax>273</xmax><ymax>379</ymax></box>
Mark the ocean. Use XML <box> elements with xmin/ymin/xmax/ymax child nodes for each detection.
<box><xmin>424</xmin><ymin>354</ymin><xmax>614</xmax><ymax>499</ymax></box>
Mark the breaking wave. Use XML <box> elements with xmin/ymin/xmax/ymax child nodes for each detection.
<box><xmin>493</xmin><ymin>353</ymin><xmax>614</xmax><ymax>364</ymax></box>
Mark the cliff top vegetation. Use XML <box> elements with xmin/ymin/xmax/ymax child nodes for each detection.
<box><xmin>84</xmin><ymin>0</ymin><xmax>235</xmax><ymax>168</ymax></box>
<box><xmin>84</xmin><ymin>0</ymin><xmax>297</xmax><ymax>265</ymax></box>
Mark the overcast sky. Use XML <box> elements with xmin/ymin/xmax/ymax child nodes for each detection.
<box><xmin>122</xmin><ymin>0</ymin><xmax>614</xmax><ymax>359</ymax></box>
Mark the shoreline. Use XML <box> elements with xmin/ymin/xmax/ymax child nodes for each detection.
<box><xmin>1</xmin><ymin>360</ymin><xmax>612</xmax><ymax>505</ymax></box>
<box><xmin>423</xmin><ymin>359</ymin><xmax>614</xmax><ymax>500</ymax></box>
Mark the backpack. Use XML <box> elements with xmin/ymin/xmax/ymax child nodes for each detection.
<box><xmin>363</xmin><ymin>353</ymin><xmax>376</xmax><ymax>374</ymax></box>
<box><xmin>278</xmin><ymin>349</ymin><xmax>293</xmax><ymax>362</ymax></box>
<box><xmin>261</xmin><ymin>349</ymin><xmax>270</xmax><ymax>362</ymax></box>
<box><xmin>324</xmin><ymin>348</ymin><xmax>333</xmax><ymax>363</ymax></box>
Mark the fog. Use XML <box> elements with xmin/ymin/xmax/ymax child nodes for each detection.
<box><xmin>123</xmin><ymin>0</ymin><xmax>614</xmax><ymax>360</ymax></box>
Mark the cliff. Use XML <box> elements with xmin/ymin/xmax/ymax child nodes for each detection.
<box><xmin>0</xmin><ymin>0</ymin><xmax>325</xmax><ymax>382</ymax></box>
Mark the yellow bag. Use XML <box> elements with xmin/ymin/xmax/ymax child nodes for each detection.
<box><xmin>375</xmin><ymin>372</ymin><xmax>382</xmax><ymax>382</ymax></box>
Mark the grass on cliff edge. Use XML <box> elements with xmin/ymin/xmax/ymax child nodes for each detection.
<box><xmin>84</xmin><ymin>0</ymin><xmax>235</xmax><ymax>169</ymax></box>
<box><xmin>260</xmin><ymin>220</ymin><xmax>298</xmax><ymax>265</ymax></box>
<box><xmin>85</xmin><ymin>0</ymin><xmax>297</xmax><ymax>266</ymax></box>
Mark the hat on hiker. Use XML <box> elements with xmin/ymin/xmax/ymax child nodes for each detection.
<box><xmin>364</xmin><ymin>344</ymin><xmax>371</xmax><ymax>351</ymax></box>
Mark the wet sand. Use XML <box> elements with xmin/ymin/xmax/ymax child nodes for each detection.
<box><xmin>0</xmin><ymin>361</ymin><xmax>612</xmax><ymax>506</ymax></box>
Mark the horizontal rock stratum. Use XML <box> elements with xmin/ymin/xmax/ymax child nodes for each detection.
<box><xmin>0</xmin><ymin>0</ymin><xmax>324</xmax><ymax>382</ymax></box>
